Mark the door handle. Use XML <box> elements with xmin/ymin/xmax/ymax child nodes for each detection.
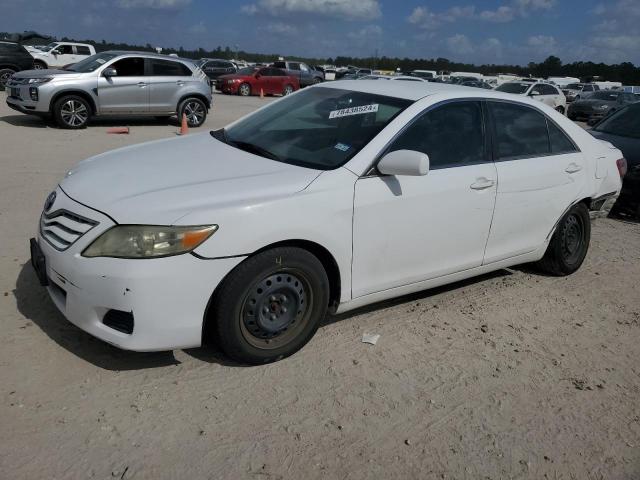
<box><xmin>176</xmin><ymin>81</ymin><xmax>185</xmax><ymax>86</ymax></box>
<box><xmin>470</xmin><ymin>178</ymin><xmax>495</xmax><ymax>190</ymax></box>
<box><xmin>565</xmin><ymin>163</ymin><xmax>582</xmax><ymax>174</ymax></box>
<box><xmin>137</xmin><ymin>82</ymin><xmax>147</xmax><ymax>87</ymax></box>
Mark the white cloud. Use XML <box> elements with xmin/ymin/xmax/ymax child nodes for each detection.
<box><xmin>241</xmin><ymin>0</ymin><xmax>381</xmax><ymax>21</ymax></box>
<box><xmin>261</xmin><ymin>22</ymin><xmax>298</xmax><ymax>35</ymax></box>
<box><xmin>408</xmin><ymin>5</ymin><xmax>475</xmax><ymax>29</ymax></box>
<box><xmin>117</xmin><ymin>0</ymin><xmax>191</xmax><ymax>9</ymax></box>
<box><xmin>446</xmin><ymin>34</ymin><xmax>474</xmax><ymax>55</ymax></box>
<box><xmin>527</xmin><ymin>34</ymin><xmax>556</xmax><ymax>48</ymax></box>
<box><xmin>479</xmin><ymin>6</ymin><xmax>515</xmax><ymax>22</ymax></box>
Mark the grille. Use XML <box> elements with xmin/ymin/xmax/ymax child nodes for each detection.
<box><xmin>40</xmin><ymin>209</ymin><xmax>98</xmax><ymax>251</ymax></box>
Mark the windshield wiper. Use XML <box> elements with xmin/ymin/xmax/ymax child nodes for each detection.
<box><xmin>228</xmin><ymin>140</ymin><xmax>281</xmax><ymax>161</ymax></box>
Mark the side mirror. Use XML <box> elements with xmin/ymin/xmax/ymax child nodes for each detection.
<box><xmin>52</xmin><ymin>48</ymin><xmax>63</xmax><ymax>55</ymax></box>
<box><xmin>102</xmin><ymin>67</ymin><xmax>117</xmax><ymax>77</ymax></box>
<box><xmin>378</xmin><ymin>150</ymin><xmax>429</xmax><ymax>176</ymax></box>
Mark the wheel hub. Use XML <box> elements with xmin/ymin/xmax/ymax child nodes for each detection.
<box><xmin>242</xmin><ymin>273</ymin><xmax>306</xmax><ymax>339</ymax></box>
<box><xmin>562</xmin><ymin>214</ymin><xmax>583</xmax><ymax>260</ymax></box>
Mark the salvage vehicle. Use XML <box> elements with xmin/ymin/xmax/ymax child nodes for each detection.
<box><xmin>26</xmin><ymin>42</ymin><xmax>96</xmax><ymax>70</ymax></box>
<box><xmin>567</xmin><ymin>90</ymin><xmax>639</xmax><ymax>124</ymax></box>
<box><xmin>590</xmin><ymin>103</ymin><xmax>640</xmax><ymax>218</ymax></box>
<box><xmin>0</xmin><ymin>40</ymin><xmax>34</xmax><ymax>90</ymax></box>
<box><xmin>6</xmin><ymin>51</ymin><xmax>211</xmax><ymax>129</ymax></box>
<box><xmin>496</xmin><ymin>81</ymin><xmax>567</xmax><ymax>113</ymax></box>
<box><xmin>217</xmin><ymin>66</ymin><xmax>299</xmax><ymax>96</ymax></box>
<box><xmin>196</xmin><ymin>58</ymin><xmax>237</xmax><ymax>84</ymax></box>
<box><xmin>562</xmin><ymin>83</ymin><xmax>599</xmax><ymax>103</ymax></box>
<box><xmin>272</xmin><ymin>61</ymin><xmax>324</xmax><ymax>87</ymax></box>
<box><xmin>29</xmin><ymin>81</ymin><xmax>623</xmax><ymax>364</ymax></box>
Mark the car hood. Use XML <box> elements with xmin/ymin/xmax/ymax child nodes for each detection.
<box><xmin>12</xmin><ymin>68</ymin><xmax>79</xmax><ymax>79</ymax></box>
<box><xmin>59</xmin><ymin>133</ymin><xmax>322</xmax><ymax>224</ymax></box>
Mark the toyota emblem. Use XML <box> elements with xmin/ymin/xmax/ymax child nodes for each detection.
<box><xmin>44</xmin><ymin>191</ymin><xmax>56</xmax><ymax>212</ymax></box>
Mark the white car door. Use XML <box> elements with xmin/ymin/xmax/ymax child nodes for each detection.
<box><xmin>352</xmin><ymin>101</ymin><xmax>498</xmax><ymax>297</ymax></box>
<box><xmin>51</xmin><ymin>44</ymin><xmax>76</xmax><ymax>68</ymax></box>
<box><xmin>483</xmin><ymin>100</ymin><xmax>587</xmax><ymax>264</ymax></box>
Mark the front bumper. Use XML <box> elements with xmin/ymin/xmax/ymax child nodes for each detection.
<box><xmin>33</xmin><ymin>188</ymin><xmax>244</xmax><ymax>351</ymax></box>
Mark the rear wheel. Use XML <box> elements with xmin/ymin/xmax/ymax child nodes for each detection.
<box><xmin>53</xmin><ymin>95</ymin><xmax>91</xmax><ymax>129</ymax></box>
<box><xmin>238</xmin><ymin>83</ymin><xmax>251</xmax><ymax>96</ymax></box>
<box><xmin>178</xmin><ymin>97</ymin><xmax>207</xmax><ymax>127</ymax></box>
<box><xmin>0</xmin><ymin>68</ymin><xmax>16</xmax><ymax>90</ymax></box>
<box><xmin>33</xmin><ymin>60</ymin><xmax>47</xmax><ymax>70</ymax></box>
<box><xmin>283</xmin><ymin>84</ymin><xmax>294</xmax><ymax>96</ymax></box>
<box><xmin>536</xmin><ymin>203</ymin><xmax>590</xmax><ymax>276</ymax></box>
<box><xmin>555</xmin><ymin>105</ymin><xmax>565</xmax><ymax>115</ymax></box>
<box><xmin>211</xmin><ymin>247</ymin><xmax>329</xmax><ymax>364</ymax></box>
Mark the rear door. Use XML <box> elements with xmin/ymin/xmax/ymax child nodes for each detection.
<box><xmin>483</xmin><ymin>101</ymin><xmax>586</xmax><ymax>263</ymax></box>
<box><xmin>147</xmin><ymin>58</ymin><xmax>193</xmax><ymax>113</ymax></box>
<box><xmin>74</xmin><ymin>45</ymin><xmax>92</xmax><ymax>61</ymax></box>
<box><xmin>97</xmin><ymin>57</ymin><xmax>149</xmax><ymax>114</ymax></box>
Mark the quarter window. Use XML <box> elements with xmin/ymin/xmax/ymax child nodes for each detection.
<box><xmin>547</xmin><ymin>121</ymin><xmax>577</xmax><ymax>154</ymax></box>
<box><xmin>388</xmin><ymin>101</ymin><xmax>486</xmax><ymax>169</ymax></box>
<box><xmin>490</xmin><ymin>102</ymin><xmax>550</xmax><ymax>160</ymax></box>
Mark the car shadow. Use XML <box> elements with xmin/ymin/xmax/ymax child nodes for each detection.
<box><xmin>15</xmin><ymin>261</ymin><xmax>512</xmax><ymax>370</ymax></box>
<box><xmin>0</xmin><ymin>114</ymin><xmax>180</xmax><ymax>129</ymax></box>
<box><xmin>0</xmin><ymin>114</ymin><xmax>51</xmax><ymax>128</ymax></box>
<box><xmin>14</xmin><ymin>262</ymin><xmax>180</xmax><ymax>371</ymax></box>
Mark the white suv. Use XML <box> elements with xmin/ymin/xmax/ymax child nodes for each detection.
<box><xmin>26</xmin><ymin>42</ymin><xmax>96</xmax><ymax>69</ymax></box>
<box><xmin>496</xmin><ymin>81</ymin><xmax>567</xmax><ymax>114</ymax></box>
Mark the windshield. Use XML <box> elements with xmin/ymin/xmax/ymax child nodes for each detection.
<box><xmin>589</xmin><ymin>91</ymin><xmax>620</xmax><ymax>101</ymax></box>
<box><xmin>593</xmin><ymin>104</ymin><xmax>640</xmax><ymax>139</ymax></box>
<box><xmin>237</xmin><ymin>66</ymin><xmax>258</xmax><ymax>75</ymax></box>
<box><xmin>224</xmin><ymin>87</ymin><xmax>412</xmax><ymax>170</ymax></box>
<box><xmin>566</xmin><ymin>83</ymin><xmax>583</xmax><ymax>90</ymax></box>
<box><xmin>66</xmin><ymin>52</ymin><xmax>118</xmax><ymax>72</ymax></box>
<box><xmin>496</xmin><ymin>83</ymin><xmax>530</xmax><ymax>94</ymax></box>
<box><xmin>40</xmin><ymin>42</ymin><xmax>58</xmax><ymax>51</ymax></box>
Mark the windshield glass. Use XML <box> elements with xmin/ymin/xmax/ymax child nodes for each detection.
<box><xmin>566</xmin><ymin>83</ymin><xmax>583</xmax><ymax>90</ymax></box>
<box><xmin>496</xmin><ymin>83</ymin><xmax>530</xmax><ymax>94</ymax></box>
<box><xmin>237</xmin><ymin>67</ymin><xmax>258</xmax><ymax>75</ymax></box>
<box><xmin>593</xmin><ymin>104</ymin><xmax>640</xmax><ymax>139</ymax></box>
<box><xmin>224</xmin><ymin>87</ymin><xmax>412</xmax><ymax>170</ymax></box>
<box><xmin>40</xmin><ymin>42</ymin><xmax>58</xmax><ymax>51</ymax></box>
<box><xmin>589</xmin><ymin>91</ymin><xmax>620</xmax><ymax>101</ymax></box>
<box><xmin>66</xmin><ymin>52</ymin><xmax>118</xmax><ymax>72</ymax></box>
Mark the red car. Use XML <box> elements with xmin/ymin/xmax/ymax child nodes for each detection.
<box><xmin>217</xmin><ymin>66</ymin><xmax>300</xmax><ymax>97</ymax></box>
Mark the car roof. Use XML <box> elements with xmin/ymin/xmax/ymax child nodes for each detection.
<box><xmin>316</xmin><ymin>79</ymin><xmax>515</xmax><ymax>101</ymax></box>
<box><xmin>103</xmin><ymin>50</ymin><xmax>196</xmax><ymax>63</ymax></box>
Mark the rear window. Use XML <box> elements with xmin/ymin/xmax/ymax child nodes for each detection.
<box><xmin>76</xmin><ymin>46</ymin><xmax>91</xmax><ymax>55</ymax></box>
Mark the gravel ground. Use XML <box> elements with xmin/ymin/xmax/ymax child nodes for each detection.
<box><xmin>1</xmin><ymin>92</ymin><xmax>639</xmax><ymax>480</ymax></box>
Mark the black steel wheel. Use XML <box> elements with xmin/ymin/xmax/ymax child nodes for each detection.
<box><xmin>211</xmin><ymin>247</ymin><xmax>329</xmax><ymax>364</ymax></box>
<box><xmin>53</xmin><ymin>95</ymin><xmax>91</xmax><ymax>129</ymax></box>
<box><xmin>536</xmin><ymin>202</ymin><xmax>591</xmax><ymax>276</ymax></box>
<box><xmin>178</xmin><ymin>97</ymin><xmax>207</xmax><ymax>127</ymax></box>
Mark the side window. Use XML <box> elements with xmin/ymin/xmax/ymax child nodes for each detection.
<box><xmin>541</xmin><ymin>84</ymin><xmax>557</xmax><ymax>95</ymax></box>
<box><xmin>490</xmin><ymin>102</ymin><xmax>549</xmax><ymax>160</ymax></box>
<box><xmin>59</xmin><ymin>44</ymin><xmax>73</xmax><ymax>54</ymax></box>
<box><xmin>110</xmin><ymin>57</ymin><xmax>145</xmax><ymax>76</ymax></box>
<box><xmin>289</xmin><ymin>63</ymin><xmax>301</xmax><ymax>71</ymax></box>
<box><xmin>76</xmin><ymin>46</ymin><xmax>91</xmax><ymax>55</ymax></box>
<box><xmin>0</xmin><ymin>42</ymin><xmax>19</xmax><ymax>52</ymax></box>
<box><xmin>388</xmin><ymin>101</ymin><xmax>486</xmax><ymax>169</ymax></box>
<box><xmin>259</xmin><ymin>68</ymin><xmax>271</xmax><ymax>77</ymax></box>
<box><xmin>547</xmin><ymin>120</ymin><xmax>577</xmax><ymax>154</ymax></box>
<box><xmin>149</xmin><ymin>59</ymin><xmax>191</xmax><ymax>76</ymax></box>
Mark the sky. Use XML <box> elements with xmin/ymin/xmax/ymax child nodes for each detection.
<box><xmin>1</xmin><ymin>0</ymin><xmax>639</xmax><ymax>65</ymax></box>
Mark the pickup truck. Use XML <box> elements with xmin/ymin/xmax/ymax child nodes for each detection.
<box><xmin>272</xmin><ymin>61</ymin><xmax>323</xmax><ymax>87</ymax></box>
<box><xmin>26</xmin><ymin>42</ymin><xmax>96</xmax><ymax>69</ymax></box>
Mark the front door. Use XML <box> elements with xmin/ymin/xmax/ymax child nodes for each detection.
<box><xmin>352</xmin><ymin>101</ymin><xmax>497</xmax><ymax>297</ymax></box>
<box><xmin>97</xmin><ymin>57</ymin><xmax>149</xmax><ymax>114</ymax></box>
<box><xmin>50</xmin><ymin>44</ymin><xmax>75</xmax><ymax>68</ymax></box>
<box><xmin>483</xmin><ymin>100</ymin><xmax>587</xmax><ymax>263</ymax></box>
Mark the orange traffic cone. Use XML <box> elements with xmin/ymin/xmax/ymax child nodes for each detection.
<box><xmin>260</xmin><ymin>88</ymin><xmax>264</xmax><ymax>99</ymax></box>
<box><xmin>178</xmin><ymin>113</ymin><xmax>188</xmax><ymax>135</ymax></box>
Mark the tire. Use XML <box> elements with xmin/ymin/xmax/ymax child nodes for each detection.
<box><xmin>536</xmin><ymin>203</ymin><xmax>591</xmax><ymax>276</ymax></box>
<box><xmin>568</xmin><ymin>113</ymin><xmax>577</xmax><ymax>121</ymax></box>
<box><xmin>283</xmin><ymin>84</ymin><xmax>294</xmax><ymax>96</ymax></box>
<box><xmin>238</xmin><ymin>83</ymin><xmax>251</xmax><ymax>97</ymax></box>
<box><xmin>211</xmin><ymin>247</ymin><xmax>330</xmax><ymax>364</ymax></box>
<box><xmin>0</xmin><ymin>68</ymin><xmax>16</xmax><ymax>90</ymax></box>
<box><xmin>555</xmin><ymin>106</ymin><xmax>565</xmax><ymax>115</ymax></box>
<box><xmin>312</xmin><ymin>77</ymin><xmax>322</xmax><ymax>84</ymax></box>
<box><xmin>178</xmin><ymin>97</ymin><xmax>207</xmax><ymax>127</ymax></box>
<box><xmin>53</xmin><ymin>95</ymin><xmax>91</xmax><ymax>129</ymax></box>
<box><xmin>33</xmin><ymin>60</ymin><xmax>47</xmax><ymax>70</ymax></box>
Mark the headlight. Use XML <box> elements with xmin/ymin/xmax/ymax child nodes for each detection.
<box><xmin>227</xmin><ymin>79</ymin><xmax>235</xmax><ymax>84</ymax></box>
<box><xmin>82</xmin><ymin>225</ymin><xmax>218</xmax><ymax>259</ymax></box>
<box><xmin>26</xmin><ymin>77</ymin><xmax>52</xmax><ymax>84</ymax></box>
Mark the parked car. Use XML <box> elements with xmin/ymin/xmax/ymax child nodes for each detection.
<box><xmin>25</xmin><ymin>42</ymin><xmax>96</xmax><ymax>70</ymax></box>
<box><xmin>272</xmin><ymin>61</ymin><xmax>323</xmax><ymax>87</ymax></box>
<box><xmin>562</xmin><ymin>83</ymin><xmax>599</xmax><ymax>103</ymax></box>
<box><xmin>6</xmin><ymin>51</ymin><xmax>211</xmax><ymax>129</ymax></box>
<box><xmin>196</xmin><ymin>58</ymin><xmax>237</xmax><ymax>85</ymax></box>
<box><xmin>567</xmin><ymin>90</ymin><xmax>640</xmax><ymax>124</ymax></box>
<box><xmin>0</xmin><ymin>40</ymin><xmax>34</xmax><ymax>90</ymax></box>
<box><xmin>29</xmin><ymin>81</ymin><xmax>622</xmax><ymax>364</ymax></box>
<box><xmin>410</xmin><ymin>70</ymin><xmax>437</xmax><ymax>80</ymax></box>
<box><xmin>589</xmin><ymin>103</ymin><xmax>640</xmax><ymax>218</ymax></box>
<box><xmin>217</xmin><ymin>66</ymin><xmax>299</xmax><ymax>96</ymax></box>
<box><xmin>496</xmin><ymin>81</ymin><xmax>567</xmax><ymax>113</ymax></box>
<box><xmin>359</xmin><ymin>75</ymin><xmax>426</xmax><ymax>82</ymax></box>
<box><xmin>461</xmin><ymin>80</ymin><xmax>494</xmax><ymax>89</ymax></box>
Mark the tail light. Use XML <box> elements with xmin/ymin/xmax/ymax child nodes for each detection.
<box><xmin>616</xmin><ymin>158</ymin><xmax>627</xmax><ymax>178</ymax></box>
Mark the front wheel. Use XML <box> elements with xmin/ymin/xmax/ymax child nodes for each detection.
<box><xmin>211</xmin><ymin>247</ymin><xmax>330</xmax><ymax>364</ymax></box>
<box><xmin>238</xmin><ymin>83</ymin><xmax>251</xmax><ymax>96</ymax></box>
<box><xmin>178</xmin><ymin>97</ymin><xmax>207</xmax><ymax>127</ymax></box>
<box><xmin>53</xmin><ymin>95</ymin><xmax>91</xmax><ymax>129</ymax></box>
<box><xmin>0</xmin><ymin>68</ymin><xmax>16</xmax><ymax>90</ymax></box>
<box><xmin>282</xmin><ymin>84</ymin><xmax>294</xmax><ymax>96</ymax></box>
<box><xmin>536</xmin><ymin>203</ymin><xmax>590</xmax><ymax>276</ymax></box>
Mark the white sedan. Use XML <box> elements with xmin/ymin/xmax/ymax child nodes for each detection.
<box><xmin>31</xmin><ymin>81</ymin><xmax>624</xmax><ymax>364</ymax></box>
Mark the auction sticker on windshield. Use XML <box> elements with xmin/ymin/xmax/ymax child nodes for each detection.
<box><xmin>329</xmin><ymin>104</ymin><xmax>379</xmax><ymax>119</ymax></box>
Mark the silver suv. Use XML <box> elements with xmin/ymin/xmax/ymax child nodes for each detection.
<box><xmin>5</xmin><ymin>51</ymin><xmax>212</xmax><ymax>129</ymax></box>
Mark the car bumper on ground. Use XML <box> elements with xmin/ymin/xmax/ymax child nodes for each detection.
<box><xmin>32</xmin><ymin>188</ymin><xmax>244</xmax><ymax>352</ymax></box>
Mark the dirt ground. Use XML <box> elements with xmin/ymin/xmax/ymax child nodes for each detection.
<box><xmin>1</xmin><ymin>93</ymin><xmax>639</xmax><ymax>480</ymax></box>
